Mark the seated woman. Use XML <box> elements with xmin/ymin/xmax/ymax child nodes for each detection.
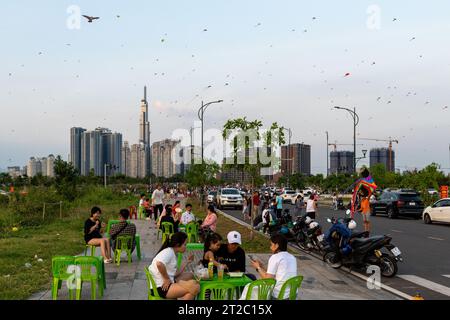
<box><xmin>158</xmin><ymin>205</ymin><xmax>177</xmax><ymax>232</ymax></box>
<box><xmin>199</xmin><ymin>205</ymin><xmax>218</xmax><ymax>241</ymax></box>
<box><xmin>143</xmin><ymin>198</ymin><xmax>153</xmax><ymax>219</ymax></box>
<box><xmin>240</xmin><ymin>234</ymin><xmax>297</xmax><ymax>300</ymax></box>
<box><xmin>202</xmin><ymin>233</ymin><xmax>227</xmax><ymax>271</ymax></box>
<box><xmin>172</xmin><ymin>201</ymin><xmax>182</xmax><ymax>231</ymax></box>
<box><xmin>157</xmin><ymin>204</ymin><xmax>173</xmax><ymax>228</ymax></box>
<box><xmin>148</xmin><ymin>232</ymin><xmax>200</xmax><ymax>300</ymax></box>
<box><xmin>84</xmin><ymin>206</ymin><xmax>113</xmax><ymax>263</ymax></box>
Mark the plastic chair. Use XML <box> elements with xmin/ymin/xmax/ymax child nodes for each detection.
<box><xmin>74</xmin><ymin>256</ymin><xmax>103</xmax><ymax>300</ymax></box>
<box><xmin>129</xmin><ymin>206</ymin><xmax>137</xmax><ymax>219</ymax></box>
<box><xmin>186</xmin><ymin>222</ymin><xmax>199</xmax><ymax>243</ymax></box>
<box><xmin>199</xmin><ymin>282</ymin><xmax>236</xmax><ymax>300</ymax></box>
<box><xmin>277</xmin><ymin>275</ymin><xmax>303</xmax><ymax>300</ymax></box>
<box><xmin>84</xmin><ymin>245</ymin><xmax>96</xmax><ymax>256</ymax></box>
<box><xmin>244</xmin><ymin>278</ymin><xmax>276</xmax><ymax>300</ymax></box>
<box><xmin>138</xmin><ymin>206</ymin><xmax>145</xmax><ymax>220</ymax></box>
<box><xmin>145</xmin><ymin>268</ymin><xmax>175</xmax><ymax>300</ymax></box>
<box><xmin>161</xmin><ymin>222</ymin><xmax>174</xmax><ymax>243</ymax></box>
<box><xmin>51</xmin><ymin>256</ymin><xmax>76</xmax><ymax>300</ymax></box>
<box><xmin>114</xmin><ymin>235</ymin><xmax>133</xmax><ymax>266</ymax></box>
<box><xmin>177</xmin><ymin>242</ymin><xmax>204</xmax><ymax>270</ymax></box>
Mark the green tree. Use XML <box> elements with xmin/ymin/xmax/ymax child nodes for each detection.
<box><xmin>222</xmin><ymin>117</ymin><xmax>285</xmax><ymax>187</ymax></box>
<box><xmin>185</xmin><ymin>162</ymin><xmax>220</xmax><ymax>188</ymax></box>
<box><xmin>53</xmin><ymin>155</ymin><xmax>79</xmax><ymax>201</ymax></box>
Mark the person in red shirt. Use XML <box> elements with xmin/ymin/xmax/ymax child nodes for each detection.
<box><xmin>251</xmin><ymin>191</ymin><xmax>261</xmax><ymax>224</ymax></box>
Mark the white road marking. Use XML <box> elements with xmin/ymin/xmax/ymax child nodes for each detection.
<box><xmin>398</xmin><ymin>275</ymin><xmax>450</xmax><ymax>297</ymax></box>
<box><xmin>391</xmin><ymin>229</ymin><xmax>403</xmax><ymax>233</ymax></box>
<box><xmin>428</xmin><ymin>236</ymin><xmax>445</xmax><ymax>241</ymax></box>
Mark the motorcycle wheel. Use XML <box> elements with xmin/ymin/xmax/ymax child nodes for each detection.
<box><xmin>324</xmin><ymin>252</ymin><xmax>342</xmax><ymax>269</ymax></box>
<box><xmin>379</xmin><ymin>254</ymin><xmax>398</xmax><ymax>277</ymax></box>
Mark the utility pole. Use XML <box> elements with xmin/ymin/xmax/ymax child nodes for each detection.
<box><xmin>197</xmin><ymin>100</ymin><xmax>223</xmax><ymax>164</ymax></box>
<box><xmin>326</xmin><ymin>131</ymin><xmax>329</xmax><ymax>177</ymax></box>
<box><xmin>334</xmin><ymin>106</ymin><xmax>360</xmax><ymax>174</ymax></box>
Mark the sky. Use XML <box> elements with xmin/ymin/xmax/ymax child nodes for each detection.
<box><xmin>1</xmin><ymin>0</ymin><xmax>450</xmax><ymax>174</ymax></box>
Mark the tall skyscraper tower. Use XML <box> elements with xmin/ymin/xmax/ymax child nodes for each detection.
<box><xmin>138</xmin><ymin>86</ymin><xmax>151</xmax><ymax>176</ymax></box>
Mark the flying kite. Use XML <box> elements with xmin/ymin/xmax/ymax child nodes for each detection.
<box><xmin>344</xmin><ymin>72</ymin><xmax>350</xmax><ymax>77</ymax></box>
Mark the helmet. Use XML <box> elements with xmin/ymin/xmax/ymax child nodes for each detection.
<box><xmin>341</xmin><ymin>244</ymin><xmax>353</xmax><ymax>255</ymax></box>
<box><xmin>305</xmin><ymin>216</ymin><xmax>312</xmax><ymax>224</ymax></box>
<box><xmin>348</xmin><ymin>220</ymin><xmax>357</xmax><ymax>230</ymax></box>
<box><xmin>309</xmin><ymin>221</ymin><xmax>319</xmax><ymax>229</ymax></box>
<box><xmin>280</xmin><ymin>226</ymin><xmax>289</xmax><ymax>234</ymax></box>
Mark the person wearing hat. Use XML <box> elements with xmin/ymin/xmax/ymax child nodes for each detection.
<box><xmin>217</xmin><ymin>231</ymin><xmax>257</xmax><ymax>280</ymax></box>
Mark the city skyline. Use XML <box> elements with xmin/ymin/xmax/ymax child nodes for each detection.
<box><xmin>1</xmin><ymin>1</ymin><xmax>450</xmax><ymax>174</ymax></box>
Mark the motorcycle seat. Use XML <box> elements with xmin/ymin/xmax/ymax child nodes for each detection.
<box><xmin>351</xmin><ymin>235</ymin><xmax>384</xmax><ymax>246</ymax></box>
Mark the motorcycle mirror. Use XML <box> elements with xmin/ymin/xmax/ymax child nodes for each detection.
<box><xmin>346</xmin><ymin>209</ymin><xmax>351</xmax><ymax>215</ymax></box>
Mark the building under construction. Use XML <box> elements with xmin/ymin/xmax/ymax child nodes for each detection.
<box><xmin>370</xmin><ymin>148</ymin><xmax>396</xmax><ymax>172</ymax></box>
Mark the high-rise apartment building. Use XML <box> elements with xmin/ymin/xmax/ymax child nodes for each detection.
<box><xmin>121</xmin><ymin>141</ymin><xmax>132</xmax><ymax>177</ymax></box>
<box><xmin>70</xmin><ymin>127</ymin><xmax>86</xmax><ymax>173</ymax></box>
<box><xmin>370</xmin><ymin>148</ymin><xmax>396</xmax><ymax>172</ymax></box>
<box><xmin>151</xmin><ymin>139</ymin><xmax>180</xmax><ymax>178</ymax></box>
<box><xmin>330</xmin><ymin>151</ymin><xmax>354</xmax><ymax>174</ymax></box>
<box><xmin>281</xmin><ymin>143</ymin><xmax>311</xmax><ymax>176</ymax></box>
<box><xmin>77</xmin><ymin>127</ymin><xmax>122</xmax><ymax>176</ymax></box>
<box><xmin>26</xmin><ymin>155</ymin><xmax>55</xmax><ymax>177</ymax></box>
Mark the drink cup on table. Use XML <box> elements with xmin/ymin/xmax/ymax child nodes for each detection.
<box><xmin>218</xmin><ymin>264</ymin><xmax>224</xmax><ymax>280</ymax></box>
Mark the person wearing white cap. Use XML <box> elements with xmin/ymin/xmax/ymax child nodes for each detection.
<box><xmin>217</xmin><ymin>231</ymin><xmax>257</xmax><ymax>281</ymax></box>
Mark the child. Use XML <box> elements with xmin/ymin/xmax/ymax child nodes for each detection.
<box><xmin>202</xmin><ymin>233</ymin><xmax>227</xmax><ymax>271</ymax></box>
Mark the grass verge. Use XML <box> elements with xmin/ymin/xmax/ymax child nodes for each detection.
<box><xmin>0</xmin><ymin>199</ymin><xmax>136</xmax><ymax>299</ymax></box>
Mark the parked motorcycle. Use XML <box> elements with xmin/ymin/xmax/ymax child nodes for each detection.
<box><xmin>291</xmin><ymin>214</ymin><xmax>325</xmax><ymax>252</ymax></box>
<box><xmin>322</xmin><ymin>210</ymin><xmax>403</xmax><ymax>277</ymax></box>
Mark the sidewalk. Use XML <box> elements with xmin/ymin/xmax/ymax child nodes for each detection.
<box><xmin>29</xmin><ymin>217</ymin><xmax>400</xmax><ymax>300</ymax></box>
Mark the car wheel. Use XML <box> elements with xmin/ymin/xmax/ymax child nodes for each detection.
<box><xmin>387</xmin><ymin>207</ymin><xmax>397</xmax><ymax>219</ymax></box>
<box><xmin>424</xmin><ymin>213</ymin><xmax>432</xmax><ymax>224</ymax></box>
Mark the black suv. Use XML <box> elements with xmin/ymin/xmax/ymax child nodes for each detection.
<box><xmin>371</xmin><ymin>189</ymin><xmax>424</xmax><ymax>219</ymax></box>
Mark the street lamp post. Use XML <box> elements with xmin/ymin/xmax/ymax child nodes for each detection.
<box><xmin>333</xmin><ymin>106</ymin><xmax>360</xmax><ymax>174</ymax></box>
<box><xmin>197</xmin><ymin>100</ymin><xmax>224</xmax><ymax>164</ymax></box>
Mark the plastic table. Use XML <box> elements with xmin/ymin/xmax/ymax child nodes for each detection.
<box><xmin>197</xmin><ymin>274</ymin><xmax>253</xmax><ymax>300</ymax></box>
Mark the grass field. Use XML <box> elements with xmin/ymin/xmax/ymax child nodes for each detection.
<box><xmin>0</xmin><ymin>189</ymin><xmax>137</xmax><ymax>300</ymax></box>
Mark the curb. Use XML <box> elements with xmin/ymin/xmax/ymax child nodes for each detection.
<box><xmin>216</xmin><ymin>208</ymin><xmax>413</xmax><ymax>300</ymax></box>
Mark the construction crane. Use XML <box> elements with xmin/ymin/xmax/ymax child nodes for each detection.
<box><xmin>359</xmin><ymin>137</ymin><xmax>399</xmax><ymax>172</ymax></box>
<box><xmin>328</xmin><ymin>141</ymin><xmax>363</xmax><ymax>152</ymax></box>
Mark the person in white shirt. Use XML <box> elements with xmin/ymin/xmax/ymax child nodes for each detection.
<box><xmin>306</xmin><ymin>194</ymin><xmax>318</xmax><ymax>219</ymax></box>
<box><xmin>148</xmin><ymin>232</ymin><xmax>199</xmax><ymax>299</ymax></box>
<box><xmin>152</xmin><ymin>185</ymin><xmax>165</xmax><ymax>221</ymax></box>
<box><xmin>180</xmin><ymin>203</ymin><xmax>196</xmax><ymax>226</ymax></box>
<box><xmin>240</xmin><ymin>234</ymin><xmax>298</xmax><ymax>300</ymax></box>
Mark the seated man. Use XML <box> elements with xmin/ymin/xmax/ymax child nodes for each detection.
<box><xmin>217</xmin><ymin>231</ymin><xmax>256</xmax><ymax>280</ymax></box>
<box><xmin>180</xmin><ymin>203</ymin><xmax>196</xmax><ymax>226</ymax></box>
<box><xmin>109</xmin><ymin>209</ymin><xmax>137</xmax><ymax>253</ymax></box>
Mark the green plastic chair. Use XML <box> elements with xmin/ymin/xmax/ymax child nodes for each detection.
<box><xmin>138</xmin><ymin>206</ymin><xmax>145</xmax><ymax>220</ymax></box>
<box><xmin>145</xmin><ymin>268</ymin><xmax>175</xmax><ymax>300</ymax></box>
<box><xmin>244</xmin><ymin>278</ymin><xmax>276</xmax><ymax>300</ymax></box>
<box><xmin>74</xmin><ymin>256</ymin><xmax>103</xmax><ymax>300</ymax></box>
<box><xmin>199</xmin><ymin>282</ymin><xmax>236</xmax><ymax>300</ymax></box>
<box><xmin>186</xmin><ymin>222</ymin><xmax>199</xmax><ymax>243</ymax></box>
<box><xmin>84</xmin><ymin>245</ymin><xmax>96</xmax><ymax>256</ymax></box>
<box><xmin>277</xmin><ymin>275</ymin><xmax>303</xmax><ymax>300</ymax></box>
<box><xmin>177</xmin><ymin>242</ymin><xmax>204</xmax><ymax>269</ymax></box>
<box><xmin>161</xmin><ymin>222</ymin><xmax>174</xmax><ymax>243</ymax></box>
<box><xmin>51</xmin><ymin>256</ymin><xmax>76</xmax><ymax>300</ymax></box>
<box><xmin>114</xmin><ymin>235</ymin><xmax>133</xmax><ymax>266</ymax></box>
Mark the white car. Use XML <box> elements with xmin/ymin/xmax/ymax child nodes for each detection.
<box><xmin>216</xmin><ymin>188</ymin><xmax>244</xmax><ymax>210</ymax></box>
<box><xmin>281</xmin><ymin>190</ymin><xmax>297</xmax><ymax>203</ymax></box>
<box><xmin>423</xmin><ymin>198</ymin><xmax>450</xmax><ymax>224</ymax></box>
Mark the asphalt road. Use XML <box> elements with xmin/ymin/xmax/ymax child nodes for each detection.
<box><xmin>219</xmin><ymin>201</ymin><xmax>450</xmax><ymax>300</ymax></box>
